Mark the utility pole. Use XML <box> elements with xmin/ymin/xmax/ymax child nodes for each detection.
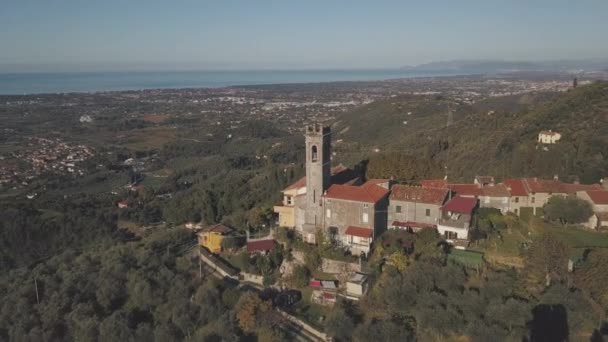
<box><xmin>34</xmin><ymin>278</ymin><xmax>40</xmax><ymax>305</ymax></box>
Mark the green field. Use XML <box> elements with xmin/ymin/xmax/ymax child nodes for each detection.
<box><xmin>448</xmin><ymin>249</ymin><xmax>485</xmax><ymax>268</ymax></box>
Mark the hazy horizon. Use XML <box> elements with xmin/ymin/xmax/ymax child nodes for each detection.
<box><xmin>2</xmin><ymin>1</ymin><xmax>608</xmax><ymax>73</ymax></box>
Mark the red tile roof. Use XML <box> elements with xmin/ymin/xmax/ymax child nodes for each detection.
<box><xmin>344</xmin><ymin>226</ymin><xmax>373</xmax><ymax>238</ymax></box>
<box><xmin>504</xmin><ymin>178</ymin><xmax>528</xmax><ymax>196</ymax></box>
<box><xmin>448</xmin><ymin>184</ymin><xmax>483</xmax><ymax>197</ymax></box>
<box><xmin>442</xmin><ymin>196</ymin><xmax>477</xmax><ymax>214</ymax></box>
<box><xmin>420</xmin><ymin>179</ymin><xmax>448</xmax><ymax>188</ymax></box>
<box><xmin>561</xmin><ymin>183</ymin><xmax>601</xmax><ymax>193</ymax></box>
<box><xmin>480</xmin><ymin>184</ymin><xmax>511</xmax><ymax>197</ymax></box>
<box><xmin>246</xmin><ymin>239</ymin><xmax>276</xmax><ymax>253</ymax></box>
<box><xmin>324</xmin><ymin>180</ymin><xmax>389</xmax><ymax>203</ymax></box>
<box><xmin>586</xmin><ymin>190</ymin><xmax>608</xmax><ymax>205</ymax></box>
<box><xmin>523</xmin><ymin>178</ymin><xmax>564</xmax><ymax>194</ymax></box>
<box><xmin>390</xmin><ymin>185</ymin><xmax>448</xmax><ymax>205</ymax></box>
<box><xmin>283</xmin><ymin>165</ymin><xmax>351</xmax><ymax>191</ymax></box>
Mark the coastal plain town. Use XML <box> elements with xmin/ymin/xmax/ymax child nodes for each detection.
<box><xmin>2</xmin><ymin>73</ymin><xmax>608</xmax><ymax>341</ymax></box>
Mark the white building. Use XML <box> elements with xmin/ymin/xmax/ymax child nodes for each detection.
<box><xmin>538</xmin><ymin>130</ymin><xmax>561</xmax><ymax>144</ymax></box>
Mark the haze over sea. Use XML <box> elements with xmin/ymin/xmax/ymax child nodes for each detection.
<box><xmin>0</xmin><ymin>69</ymin><xmax>471</xmax><ymax>95</ymax></box>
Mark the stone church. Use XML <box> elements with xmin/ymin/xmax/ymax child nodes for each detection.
<box><xmin>274</xmin><ymin>123</ymin><xmax>391</xmax><ymax>255</ymax></box>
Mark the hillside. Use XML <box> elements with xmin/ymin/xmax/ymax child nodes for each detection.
<box><xmin>333</xmin><ymin>82</ymin><xmax>608</xmax><ymax>183</ymax></box>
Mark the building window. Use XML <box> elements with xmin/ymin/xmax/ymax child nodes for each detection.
<box><xmin>363</xmin><ymin>203</ymin><xmax>369</xmax><ymax>209</ymax></box>
<box><xmin>326</xmin><ymin>209</ymin><xmax>331</xmax><ymax>218</ymax></box>
<box><xmin>396</xmin><ymin>205</ymin><xmax>402</xmax><ymax>213</ymax></box>
<box><xmin>286</xmin><ymin>196</ymin><xmax>292</xmax><ymax>205</ymax></box>
<box><xmin>444</xmin><ymin>231</ymin><xmax>458</xmax><ymax>240</ymax></box>
<box><xmin>362</xmin><ymin>213</ymin><xmax>369</xmax><ymax>223</ymax></box>
<box><xmin>514</xmin><ymin>208</ymin><xmax>519</xmax><ymax>215</ymax></box>
<box><xmin>311</xmin><ymin>145</ymin><xmax>318</xmax><ymax>162</ymax></box>
<box><xmin>514</xmin><ymin>197</ymin><xmax>519</xmax><ymax>203</ymax></box>
<box><xmin>425</xmin><ymin>208</ymin><xmax>431</xmax><ymax>217</ymax></box>
<box><xmin>531</xmin><ymin>197</ymin><xmax>535</xmax><ymax>204</ymax></box>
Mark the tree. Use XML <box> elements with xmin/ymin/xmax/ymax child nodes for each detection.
<box><xmin>235</xmin><ymin>293</ymin><xmax>272</xmax><ymax>334</ymax></box>
<box><xmin>574</xmin><ymin>249</ymin><xmax>608</xmax><ymax>307</ymax></box>
<box><xmin>98</xmin><ymin>311</ymin><xmax>133</xmax><ymax>342</ymax></box>
<box><xmin>386</xmin><ymin>251</ymin><xmax>410</xmax><ymax>273</ymax></box>
<box><xmin>288</xmin><ymin>265</ymin><xmax>310</xmax><ymax>288</ymax></box>
<box><xmin>304</xmin><ymin>248</ymin><xmax>322</xmax><ymax>271</ymax></box>
<box><xmin>524</xmin><ymin>233</ymin><xmax>569</xmax><ymax>291</ymax></box>
<box><xmin>353</xmin><ymin>319</ymin><xmax>414</xmax><ymax>342</ymax></box>
<box><xmin>325</xmin><ymin>305</ymin><xmax>355</xmax><ymax>342</ymax></box>
<box><xmin>544</xmin><ymin>196</ymin><xmax>593</xmax><ymax>224</ymax></box>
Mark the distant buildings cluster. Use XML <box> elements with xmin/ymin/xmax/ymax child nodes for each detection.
<box><xmin>0</xmin><ymin>137</ymin><xmax>94</xmax><ymax>190</ymax></box>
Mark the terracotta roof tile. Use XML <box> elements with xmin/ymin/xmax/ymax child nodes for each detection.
<box><xmin>448</xmin><ymin>184</ymin><xmax>483</xmax><ymax>196</ymax></box>
<box><xmin>586</xmin><ymin>190</ymin><xmax>608</xmax><ymax>205</ymax></box>
<box><xmin>247</xmin><ymin>239</ymin><xmax>276</xmax><ymax>253</ymax></box>
<box><xmin>283</xmin><ymin>165</ymin><xmax>352</xmax><ymax>191</ymax></box>
<box><xmin>390</xmin><ymin>185</ymin><xmax>448</xmax><ymax>205</ymax></box>
<box><xmin>480</xmin><ymin>184</ymin><xmax>511</xmax><ymax>197</ymax></box>
<box><xmin>504</xmin><ymin>179</ymin><xmax>528</xmax><ymax>196</ymax></box>
<box><xmin>442</xmin><ymin>196</ymin><xmax>477</xmax><ymax>214</ymax></box>
<box><xmin>344</xmin><ymin>226</ymin><xmax>373</xmax><ymax>238</ymax></box>
<box><xmin>562</xmin><ymin>183</ymin><xmax>601</xmax><ymax>193</ymax></box>
<box><xmin>324</xmin><ymin>180</ymin><xmax>389</xmax><ymax>203</ymax></box>
<box><xmin>523</xmin><ymin>178</ymin><xmax>564</xmax><ymax>194</ymax></box>
<box><xmin>420</xmin><ymin>179</ymin><xmax>448</xmax><ymax>188</ymax></box>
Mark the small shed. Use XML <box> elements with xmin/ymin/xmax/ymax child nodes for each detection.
<box><xmin>345</xmin><ymin>272</ymin><xmax>369</xmax><ymax>300</ymax></box>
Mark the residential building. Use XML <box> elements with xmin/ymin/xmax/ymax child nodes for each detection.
<box><xmin>576</xmin><ymin>190</ymin><xmax>608</xmax><ymax>213</ymax></box>
<box><xmin>503</xmin><ymin>178</ymin><xmax>530</xmax><ymax>216</ymax></box>
<box><xmin>447</xmin><ymin>179</ymin><xmax>510</xmax><ymax>214</ymax></box>
<box><xmin>577</xmin><ymin>190</ymin><xmax>608</xmax><ymax>229</ymax></box>
<box><xmin>323</xmin><ymin>179</ymin><xmax>391</xmax><ymax>255</ymax></box>
<box><xmin>437</xmin><ymin>196</ymin><xmax>477</xmax><ymax>246</ymax></box>
<box><xmin>198</xmin><ymin>224</ymin><xmax>234</xmax><ymax>254</ymax></box>
<box><xmin>538</xmin><ymin>130</ymin><xmax>561</xmax><ymax>144</ymax></box>
<box><xmin>388</xmin><ymin>185</ymin><xmax>449</xmax><ymax>231</ymax></box>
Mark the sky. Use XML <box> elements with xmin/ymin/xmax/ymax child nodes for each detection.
<box><xmin>1</xmin><ymin>0</ymin><xmax>608</xmax><ymax>72</ymax></box>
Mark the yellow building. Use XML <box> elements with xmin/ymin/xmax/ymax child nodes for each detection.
<box><xmin>197</xmin><ymin>224</ymin><xmax>234</xmax><ymax>254</ymax></box>
<box><xmin>273</xmin><ymin>177</ymin><xmax>306</xmax><ymax>228</ymax></box>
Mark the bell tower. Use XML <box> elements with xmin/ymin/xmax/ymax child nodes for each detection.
<box><xmin>304</xmin><ymin>123</ymin><xmax>331</xmax><ymax>227</ymax></box>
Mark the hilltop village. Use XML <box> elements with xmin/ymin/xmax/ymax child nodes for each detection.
<box><xmin>273</xmin><ymin>123</ymin><xmax>608</xmax><ymax>254</ymax></box>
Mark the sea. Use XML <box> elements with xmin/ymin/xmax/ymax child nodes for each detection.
<box><xmin>0</xmin><ymin>69</ymin><xmax>469</xmax><ymax>95</ymax></box>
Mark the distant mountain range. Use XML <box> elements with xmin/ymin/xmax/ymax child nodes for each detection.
<box><xmin>401</xmin><ymin>59</ymin><xmax>608</xmax><ymax>74</ymax></box>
